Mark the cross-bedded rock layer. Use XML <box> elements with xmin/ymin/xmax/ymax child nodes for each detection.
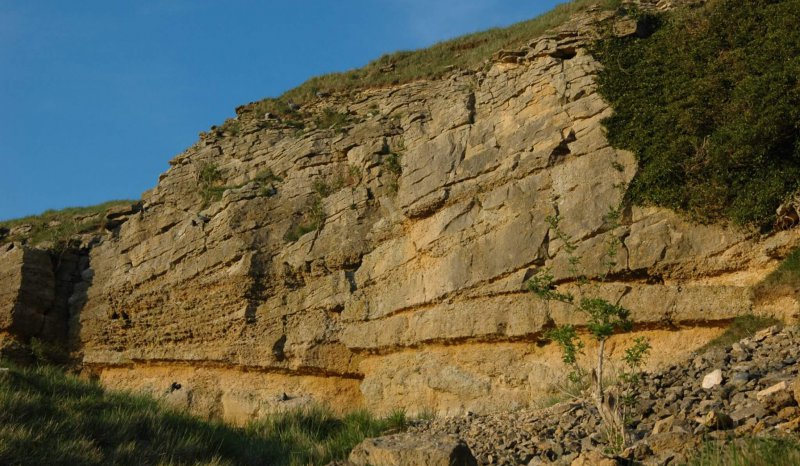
<box><xmin>2</xmin><ymin>6</ymin><xmax>798</xmax><ymax>423</ymax></box>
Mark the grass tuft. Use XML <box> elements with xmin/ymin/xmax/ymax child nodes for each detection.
<box><xmin>686</xmin><ymin>437</ymin><xmax>800</xmax><ymax>466</ymax></box>
<box><xmin>697</xmin><ymin>315</ymin><xmax>780</xmax><ymax>353</ymax></box>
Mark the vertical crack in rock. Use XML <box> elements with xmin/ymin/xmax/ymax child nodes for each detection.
<box><xmin>466</xmin><ymin>91</ymin><xmax>476</xmax><ymax>125</ymax></box>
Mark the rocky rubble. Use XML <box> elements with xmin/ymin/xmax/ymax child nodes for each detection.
<box><xmin>399</xmin><ymin>325</ymin><xmax>800</xmax><ymax>465</ymax></box>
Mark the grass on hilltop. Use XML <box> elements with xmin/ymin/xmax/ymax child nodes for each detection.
<box><xmin>225</xmin><ymin>0</ymin><xmax>623</xmax><ymax>128</ymax></box>
<box><xmin>0</xmin><ymin>200</ymin><xmax>137</xmax><ymax>251</ymax></box>
<box><xmin>0</xmin><ymin>361</ymin><xmax>409</xmax><ymax>466</ymax></box>
<box><xmin>279</xmin><ymin>0</ymin><xmax>622</xmax><ymax>101</ymax></box>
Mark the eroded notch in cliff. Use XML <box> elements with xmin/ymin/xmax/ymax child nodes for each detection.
<box><xmin>272</xmin><ymin>334</ymin><xmax>287</xmax><ymax>362</ymax></box>
<box><xmin>548</xmin><ymin>129</ymin><xmax>576</xmax><ymax>166</ymax></box>
<box><xmin>345</xmin><ymin>269</ymin><xmax>358</xmax><ymax>293</ymax></box>
<box><xmin>550</xmin><ymin>47</ymin><xmax>577</xmax><ymax>60</ymax></box>
<box><xmin>466</xmin><ymin>91</ymin><xmax>476</xmax><ymax>126</ymax></box>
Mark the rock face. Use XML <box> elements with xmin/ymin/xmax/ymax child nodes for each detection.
<box><xmin>0</xmin><ymin>244</ymin><xmax>54</xmax><ymax>342</ymax></box>
<box><xmin>1</xmin><ymin>5</ymin><xmax>799</xmax><ymax>422</ymax></box>
<box><xmin>0</xmin><ymin>242</ymin><xmax>90</xmax><ymax>358</ymax></box>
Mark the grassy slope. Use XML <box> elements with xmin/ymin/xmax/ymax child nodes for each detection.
<box><xmin>0</xmin><ymin>362</ymin><xmax>406</xmax><ymax>466</ymax></box>
<box><xmin>279</xmin><ymin>0</ymin><xmax>621</xmax><ymax>101</ymax></box>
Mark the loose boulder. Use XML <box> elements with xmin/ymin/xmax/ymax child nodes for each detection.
<box><xmin>570</xmin><ymin>449</ymin><xmax>619</xmax><ymax>466</ymax></box>
<box><xmin>697</xmin><ymin>410</ymin><xmax>734</xmax><ymax>430</ymax></box>
<box><xmin>757</xmin><ymin>381</ymin><xmax>797</xmax><ymax>412</ymax></box>
<box><xmin>702</xmin><ymin>369</ymin><xmax>723</xmax><ymax>389</ymax></box>
<box><xmin>348</xmin><ymin>433</ymin><xmax>477</xmax><ymax>466</ymax></box>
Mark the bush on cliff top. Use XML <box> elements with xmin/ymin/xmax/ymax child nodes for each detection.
<box><xmin>0</xmin><ymin>362</ymin><xmax>406</xmax><ymax>466</ymax></box>
<box><xmin>594</xmin><ymin>0</ymin><xmax>800</xmax><ymax>228</ymax></box>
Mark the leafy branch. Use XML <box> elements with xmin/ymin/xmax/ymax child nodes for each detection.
<box><xmin>527</xmin><ymin>211</ymin><xmax>648</xmax><ymax>452</ymax></box>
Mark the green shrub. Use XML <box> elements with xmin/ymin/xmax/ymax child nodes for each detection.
<box><xmin>594</xmin><ymin>0</ymin><xmax>800</xmax><ymax>228</ymax></box>
<box><xmin>284</xmin><ymin>195</ymin><xmax>325</xmax><ymax>242</ymax></box>
<box><xmin>311</xmin><ymin>167</ymin><xmax>362</xmax><ymax>199</ymax></box>
<box><xmin>197</xmin><ymin>162</ymin><xmax>225</xmax><ymax>207</ymax></box>
<box><xmin>528</xmin><ymin>214</ymin><xmax>647</xmax><ymax>452</ymax></box>
<box><xmin>28</xmin><ymin>338</ymin><xmax>70</xmax><ymax>367</ymax></box>
<box><xmin>219</xmin><ymin>118</ymin><xmax>241</xmax><ymax>136</ymax></box>
<box><xmin>382</xmin><ymin>152</ymin><xmax>402</xmax><ymax>176</ymax></box>
<box><xmin>312</xmin><ymin>179</ymin><xmax>336</xmax><ymax>198</ymax></box>
<box><xmin>346</xmin><ymin>165</ymin><xmax>363</xmax><ymax>187</ymax></box>
<box><xmin>0</xmin><ymin>200</ymin><xmax>136</xmax><ymax>251</ymax></box>
<box><xmin>283</xmin><ymin>223</ymin><xmax>318</xmax><ymax>243</ymax></box>
<box><xmin>314</xmin><ymin>108</ymin><xmax>350</xmax><ymax>132</ymax></box>
<box><xmin>379</xmin><ymin>151</ymin><xmax>403</xmax><ymax>194</ymax></box>
<box><xmin>253</xmin><ymin>168</ymin><xmax>282</xmax><ymax>184</ymax></box>
<box><xmin>252</xmin><ymin>169</ymin><xmax>282</xmax><ymax>197</ymax></box>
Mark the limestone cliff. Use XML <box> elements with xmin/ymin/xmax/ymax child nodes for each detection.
<box><xmin>2</xmin><ymin>3</ymin><xmax>798</xmax><ymax>423</ymax></box>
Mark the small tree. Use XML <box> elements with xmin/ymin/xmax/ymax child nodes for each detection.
<box><xmin>528</xmin><ymin>214</ymin><xmax>649</xmax><ymax>450</ymax></box>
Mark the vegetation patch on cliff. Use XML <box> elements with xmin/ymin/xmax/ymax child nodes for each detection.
<box><xmin>595</xmin><ymin>0</ymin><xmax>800</xmax><ymax>228</ymax></box>
<box><xmin>758</xmin><ymin>246</ymin><xmax>800</xmax><ymax>291</ymax></box>
<box><xmin>0</xmin><ymin>361</ymin><xmax>408</xmax><ymax>466</ymax></box>
<box><xmin>0</xmin><ymin>200</ymin><xmax>136</xmax><ymax>251</ymax></box>
<box><xmin>697</xmin><ymin>314</ymin><xmax>780</xmax><ymax>353</ymax></box>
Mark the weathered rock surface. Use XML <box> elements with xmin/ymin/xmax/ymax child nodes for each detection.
<box><xmin>0</xmin><ymin>242</ymin><xmax>90</xmax><ymax>358</ymax></box>
<box><xmin>0</xmin><ymin>2</ymin><xmax>799</xmax><ymax>421</ymax></box>
<box><xmin>0</xmin><ymin>244</ymin><xmax>54</xmax><ymax>342</ymax></box>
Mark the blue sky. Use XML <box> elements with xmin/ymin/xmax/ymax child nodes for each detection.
<box><xmin>0</xmin><ymin>0</ymin><xmax>565</xmax><ymax>221</ymax></box>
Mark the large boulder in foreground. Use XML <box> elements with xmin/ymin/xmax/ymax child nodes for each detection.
<box><xmin>347</xmin><ymin>433</ymin><xmax>476</xmax><ymax>466</ymax></box>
